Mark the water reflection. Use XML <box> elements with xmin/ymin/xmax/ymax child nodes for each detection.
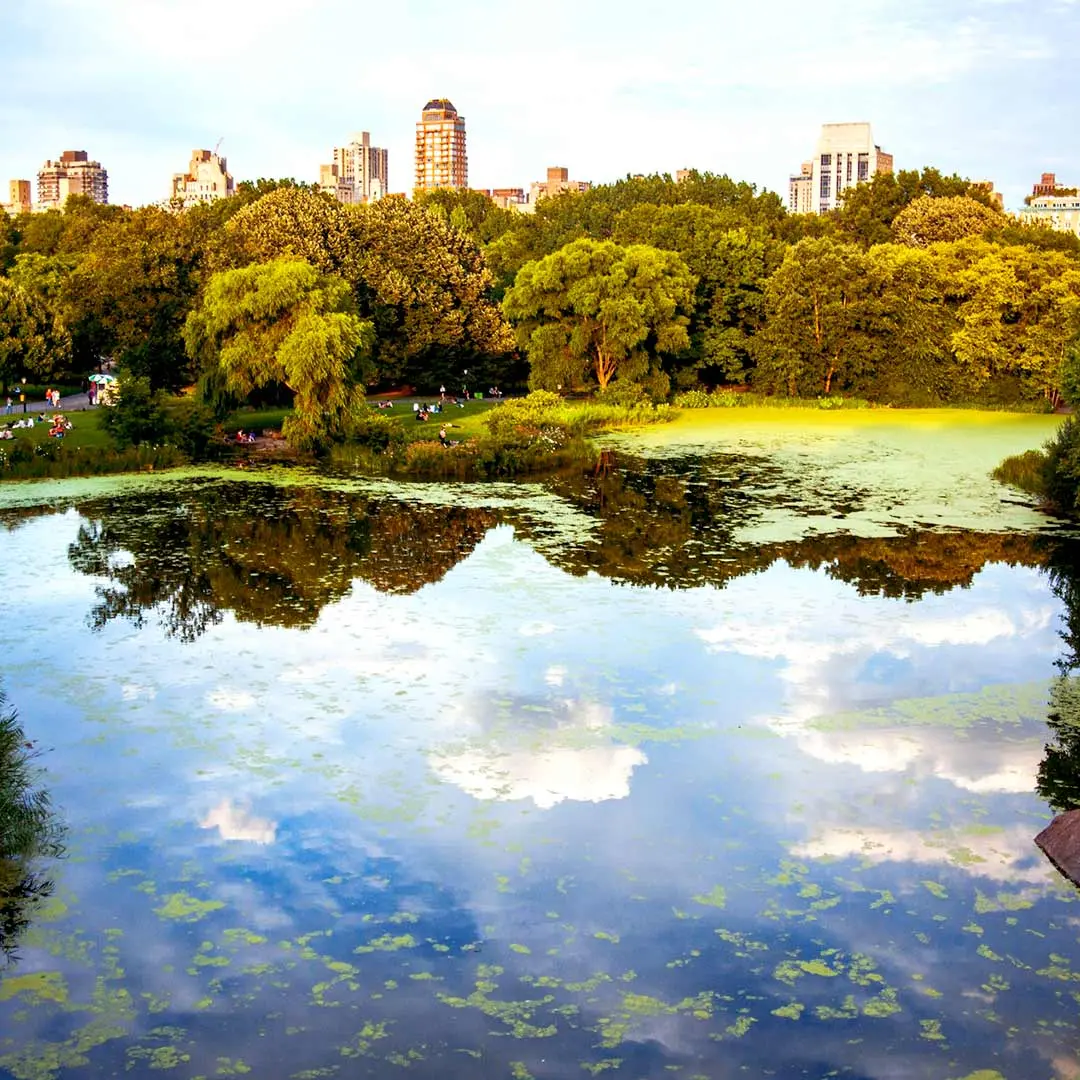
<box><xmin>0</xmin><ymin>454</ymin><xmax>1059</xmax><ymax>644</ymax></box>
<box><xmin>1038</xmin><ymin>543</ymin><xmax>1080</xmax><ymax>813</ymax></box>
<box><xmin>2</xmin><ymin>454</ymin><xmax>1080</xmax><ymax>1078</ymax></box>
<box><xmin>62</xmin><ymin>484</ymin><xmax>497</xmax><ymax>640</ymax></box>
<box><xmin>0</xmin><ymin>687</ymin><xmax>65</xmax><ymax>968</ymax></box>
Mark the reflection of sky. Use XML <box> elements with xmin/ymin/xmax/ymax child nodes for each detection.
<box><xmin>0</xmin><ymin>502</ymin><xmax>1078</xmax><ymax>1078</ymax></box>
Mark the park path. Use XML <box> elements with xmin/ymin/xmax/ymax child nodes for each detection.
<box><xmin>4</xmin><ymin>392</ymin><xmax>91</xmax><ymax>416</ymax></box>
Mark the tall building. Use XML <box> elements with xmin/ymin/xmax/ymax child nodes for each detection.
<box><xmin>2</xmin><ymin>179</ymin><xmax>32</xmax><ymax>216</ymax></box>
<box><xmin>169</xmin><ymin>149</ymin><xmax>234</xmax><ymax>208</ymax></box>
<box><xmin>788</xmin><ymin>161</ymin><xmax>814</xmax><ymax>215</ymax></box>
<box><xmin>795</xmin><ymin>123</ymin><xmax>892</xmax><ymax>215</ymax></box>
<box><xmin>319</xmin><ymin>132</ymin><xmax>388</xmax><ymax>204</ymax></box>
<box><xmin>529</xmin><ymin>166</ymin><xmax>591</xmax><ymax>204</ymax></box>
<box><xmin>37</xmin><ymin>150</ymin><xmax>109</xmax><ymax>207</ymax></box>
<box><xmin>1032</xmin><ymin>172</ymin><xmax>1069</xmax><ymax>198</ymax></box>
<box><xmin>1019</xmin><ymin>177</ymin><xmax>1080</xmax><ymax>237</ymax></box>
<box><xmin>477</xmin><ymin>187</ymin><xmax>528</xmax><ymax>210</ymax></box>
<box><xmin>414</xmin><ymin>99</ymin><xmax>468</xmax><ymax>193</ymax></box>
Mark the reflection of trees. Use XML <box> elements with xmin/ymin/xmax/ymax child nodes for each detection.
<box><xmin>0</xmin><ymin>686</ymin><xmax>65</xmax><ymax>968</ymax></box>
<box><xmin>4</xmin><ymin>451</ymin><xmax>1054</xmax><ymax>643</ymax></box>
<box><xmin>1038</xmin><ymin>539</ymin><xmax>1080</xmax><ymax>812</ymax></box>
<box><xmin>67</xmin><ymin>483</ymin><xmax>499</xmax><ymax>641</ymax></box>
<box><xmin>539</xmin><ymin>452</ymin><xmax>1046</xmax><ymax>597</ymax></box>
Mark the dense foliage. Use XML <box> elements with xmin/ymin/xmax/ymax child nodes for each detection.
<box><xmin>2</xmin><ymin>166</ymin><xmax>1080</xmax><ymax>449</ymax></box>
<box><xmin>0</xmin><ymin>685</ymin><xmax>65</xmax><ymax>966</ymax></box>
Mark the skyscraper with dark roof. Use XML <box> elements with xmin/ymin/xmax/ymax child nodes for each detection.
<box><xmin>414</xmin><ymin>99</ymin><xmax>467</xmax><ymax>193</ymax></box>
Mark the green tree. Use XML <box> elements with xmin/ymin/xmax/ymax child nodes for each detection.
<box><xmin>100</xmin><ymin>373</ymin><xmax>169</xmax><ymax>448</ymax></box>
<box><xmin>503</xmin><ymin>238</ymin><xmax>696</xmax><ymax>392</ymax></box>
<box><xmin>836</xmin><ymin>167</ymin><xmax>991</xmax><ymax>248</ymax></box>
<box><xmin>755</xmin><ymin>238</ymin><xmax>880</xmax><ymax>396</ymax></box>
<box><xmin>184</xmin><ymin>258</ymin><xmax>375</xmax><ymax>450</ymax></box>
<box><xmin>414</xmin><ymin>189</ymin><xmax>517</xmax><ymax>244</ymax></box>
<box><xmin>614</xmin><ymin>204</ymin><xmax>782</xmax><ymax>384</ymax></box>
<box><xmin>213</xmin><ymin>186</ymin><xmax>357</xmax><ymax>279</ymax></box>
<box><xmin>948</xmin><ymin>240</ymin><xmax>1080</xmax><ymax>403</ymax></box>
<box><xmin>62</xmin><ymin>206</ymin><xmax>205</xmax><ymax>387</ymax></box>
<box><xmin>891</xmin><ymin>195</ymin><xmax>1003</xmax><ymax>247</ymax></box>
<box><xmin>0</xmin><ymin>277</ymin><xmax>70</xmax><ymax>385</ymax></box>
<box><xmin>487</xmin><ymin>171</ymin><xmax>786</xmax><ymax>287</ymax></box>
<box><xmin>346</xmin><ymin>197</ymin><xmax>515</xmax><ymax>386</ymax></box>
<box><xmin>862</xmin><ymin>244</ymin><xmax>961</xmax><ymax>402</ymax></box>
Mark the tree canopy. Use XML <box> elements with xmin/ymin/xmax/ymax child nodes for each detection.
<box><xmin>184</xmin><ymin>258</ymin><xmax>375</xmax><ymax>449</ymax></box>
<box><xmin>503</xmin><ymin>239</ymin><xmax>696</xmax><ymax>393</ymax></box>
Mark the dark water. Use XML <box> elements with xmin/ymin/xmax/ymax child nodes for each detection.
<box><xmin>1</xmin><ymin>450</ymin><xmax>1080</xmax><ymax>1080</ymax></box>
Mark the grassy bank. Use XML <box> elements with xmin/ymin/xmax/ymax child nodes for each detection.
<box><xmin>334</xmin><ymin>393</ymin><xmax>676</xmax><ymax>479</ymax></box>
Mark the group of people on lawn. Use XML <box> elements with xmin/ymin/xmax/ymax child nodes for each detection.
<box><xmin>0</xmin><ymin>413</ymin><xmax>71</xmax><ymax>440</ymax></box>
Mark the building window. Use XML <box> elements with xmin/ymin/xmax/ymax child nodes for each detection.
<box><xmin>821</xmin><ymin>154</ymin><xmax>832</xmax><ymax>167</ymax></box>
<box><xmin>858</xmin><ymin>154</ymin><xmax>869</xmax><ymax>182</ymax></box>
<box><xmin>847</xmin><ymin>158</ymin><xmax>852</xmax><ymax>182</ymax></box>
<box><xmin>820</xmin><ymin>174</ymin><xmax>831</xmax><ymax>200</ymax></box>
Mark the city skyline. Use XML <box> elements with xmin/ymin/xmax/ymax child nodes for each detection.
<box><xmin>2</xmin><ymin>0</ymin><xmax>1078</xmax><ymax>211</ymax></box>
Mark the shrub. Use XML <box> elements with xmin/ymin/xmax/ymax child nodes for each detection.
<box><xmin>1043</xmin><ymin>417</ymin><xmax>1080</xmax><ymax>514</ymax></box>
<box><xmin>595</xmin><ymin>382</ymin><xmax>650</xmax><ymax>408</ymax></box>
<box><xmin>168</xmin><ymin>398</ymin><xmax>222</xmax><ymax>460</ymax></box>
<box><xmin>348</xmin><ymin>410</ymin><xmax>407</xmax><ymax>453</ymax></box>
<box><xmin>484</xmin><ymin>391</ymin><xmax>564</xmax><ymax>440</ymax></box>
<box><xmin>992</xmin><ymin>449</ymin><xmax>1047</xmax><ymax>499</ymax></box>
<box><xmin>101</xmin><ymin>374</ymin><xmax>168</xmax><ymax>449</ymax></box>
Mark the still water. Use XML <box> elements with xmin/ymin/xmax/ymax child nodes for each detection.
<box><xmin>2</xmin><ymin>413</ymin><xmax>1079</xmax><ymax>1079</ymax></box>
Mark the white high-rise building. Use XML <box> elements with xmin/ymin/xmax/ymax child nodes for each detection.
<box><xmin>319</xmin><ymin>132</ymin><xmax>388</xmax><ymax>204</ymax></box>
<box><xmin>788</xmin><ymin>161</ymin><xmax>813</xmax><ymax>215</ymax></box>
<box><xmin>798</xmin><ymin>123</ymin><xmax>893</xmax><ymax>215</ymax></box>
<box><xmin>169</xmin><ymin>149</ymin><xmax>234</xmax><ymax>209</ymax></box>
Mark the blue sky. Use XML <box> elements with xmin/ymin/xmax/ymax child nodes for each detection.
<box><xmin>1</xmin><ymin>0</ymin><xmax>1076</xmax><ymax>211</ymax></box>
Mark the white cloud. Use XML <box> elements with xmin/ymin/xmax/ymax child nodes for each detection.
<box><xmin>200</xmin><ymin>798</ymin><xmax>277</xmax><ymax>844</ymax></box>
<box><xmin>793</xmin><ymin>824</ymin><xmax>1050</xmax><ymax>885</ymax></box>
<box><xmin>430</xmin><ymin>743</ymin><xmax>648</xmax><ymax>810</ymax></box>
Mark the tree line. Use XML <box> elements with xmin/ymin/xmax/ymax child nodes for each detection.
<box><xmin>2</xmin><ymin>166</ymin><xmax>1080</xmax><ymax>446</ymax></box>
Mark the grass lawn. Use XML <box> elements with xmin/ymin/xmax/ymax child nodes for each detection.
<box><xmin>220</xmin><ymin>406</ymin><xmax>294</xmax><ymax>434</ymax></box>
<box><xmin>373</xmin><ymin>398</ymin><xmax>497</xmax><ymax>443</ymax></box>
<box><xmin>2</xmin><ymin>406</ymin><xmax>112</xmax><ymax>451</ymax></box>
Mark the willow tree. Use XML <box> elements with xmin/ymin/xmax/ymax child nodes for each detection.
<box><xmin>184</xmin><ymin>258</ymin><xmax>374</xmax><ymax>450</ymax></box>
<box><xmin>502</xmin><ymin>239</ymin><xmax>696</xmax><ymax>392</ymax></box>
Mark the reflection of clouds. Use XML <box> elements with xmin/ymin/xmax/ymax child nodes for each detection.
<box><xmin>431</xmin><ymin>697</ymin><xmax>647</xmax><ymax>809</ymax></box>
<box><xmin>793</xmin><ymin>824</ymin><xmax>1050</xmax><ymax>885</ymax></box>
<box><xmin>206</xmin><ymin>688</ymin><xmax>256</xmax><ymax>712</ymax></box>
<box><xmin>431</xmin><ymin>744</ymin><xmax>647</xmax><ymax>810</ymax></box>
<box><xmin>936</xmin><ymin>745</ymin><xmax>1043</xmax><ymax>794</ymax></box>
<box><xmin>692</xmin><ymin>566</ymin><xmax>1055</xmax><ymax>794</ymax></box>
<box><xmin>520</xmin><ymin>621</ymin><xmax>556</xmax><ymax>637</ymax></box>
<box><xmin>545</xmin><ymin>664</ymin><xmax>566</xmax><ymax>687</ymax></box>
<box><xmin>121</xmin><ymin>682</ymin><xmax>156</xmax><ymax>701</ymax></box>
<box><xmin>792</xmin><ymin>727</ymin><xmax>1043</xmax><ymax>794</ymax></box>
<box><xmin>200</xmin><ymin>799</ymin><xmax>277</xmax><ymax>844</ymax></box>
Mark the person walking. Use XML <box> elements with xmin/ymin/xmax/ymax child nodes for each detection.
<box><xmin>3</xmin><ymin>396</ymin><xmax>11</xmax><ymax>415</ymax></box>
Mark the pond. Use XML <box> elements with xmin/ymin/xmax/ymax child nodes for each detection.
<box><xmin>1</xmin><ymin>410</ymin><xmax>1078</xmax><ymax>1080</ymax></box>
